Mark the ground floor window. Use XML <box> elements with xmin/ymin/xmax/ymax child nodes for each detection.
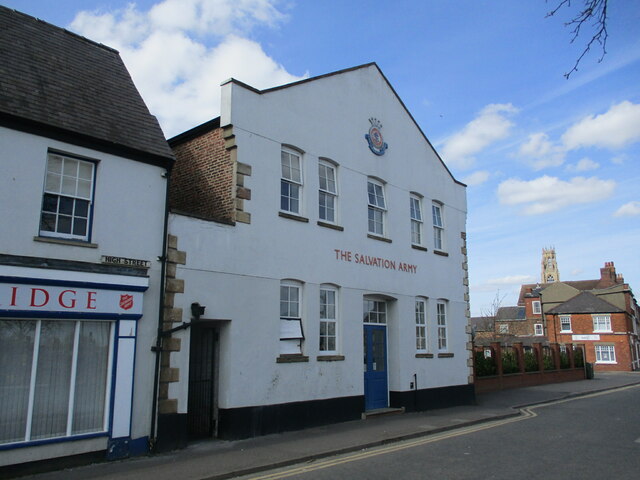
<box><xmin>0</xmin><ymin>319</ymin><xmax>113</xmax><ymax>445</ymax></box>
<box><xmin>595</xmin><ymin>344</ymin><xmax>616</xmax><ymax>364</ymax></box>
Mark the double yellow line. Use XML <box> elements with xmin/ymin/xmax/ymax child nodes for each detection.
<box><xmin>242</xmin><ymin>384</ymin><xmax>639</xmax><ymax>480</ymax></box>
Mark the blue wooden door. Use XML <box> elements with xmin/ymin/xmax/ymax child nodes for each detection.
<box><xmin>363</xmin><ymin>324</ymin><xmax>388</xmax><ymax>410</ymax></box>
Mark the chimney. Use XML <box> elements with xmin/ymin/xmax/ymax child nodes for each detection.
<box><xmin>598</xmin><ymin>262</ymin><xmax>617</xmax><ymax>288</ymax></box>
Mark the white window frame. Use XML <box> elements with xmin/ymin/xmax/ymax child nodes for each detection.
<box><xmin>592</xmin><ymin>314</ymin><xmax>612</xmax><ymax>332</ymax></box>
<box><xmin>499</xmin><ymin>324</ymin><xmax>509</xmax><ymax>334</ymax></box>
<box><xmin>560</xmin><ymin>315</ymin><xmax>572</xmax><ymax>333</ymax></box>
<box><xmin>595</xmin><ymin>344</ymin><xmax>616</xmax><ymax>364</ymax></box>
<box><xmin>534</xmin><ymin>323</ymin><xmax>544</xmax><ymax>336</ymax></box>
<box><xmin>432</xmin><ymin>202</ymin><xmax>444</xmax><ymax>251</ymax></box>
<box><xmin>410</xmin><ymin>194</ymin><xmax>423</xmax><ymax>246</ymax></box>
<box><xmin>40</xmin><ymin>152</ymin><xmax>95</xmax><ymax>242</ymax></box>
<box><xmin>363</xmin><ymin>299</ymin><xmax>387</xmax><ymax>324</ymax></box>
<box><xmin>318</xmin><ymin>160</ymin><xmax>338</xmax><ymax>224</ymax></box>
<box><xmin>367</xmin><ymin>179</ymin><xmax>386</xmax><ymax>236</ymax></box>
<box><xmin>280</xmin><ymin>280</ymin><xmax>304</xmax><ymax>355</ymax></box>
<box><xmin>437</xmin><ymin>301</ymin><xmax>447</xmax><ymax>351</ymax></box>
<box><xmin>319</xmin><ymin>285</ymin><xmax>338</xmax><ymax>354</ymax></box>
<box><xmin>0</xmin><ymin>319</ymin><xmax>114</xmax><ymax>446</ymax></box>
<box><xmin>415</xmin><ymin>298</ymin><xmax>427</xmax><ymax>352</ymax></box>
<box><xmin>532</xmin><ymin>301</ymin><xmax>541</xmax><ymax>315</ymax></box>
<box><xmin>280</xmin><ymin>147</ymin><xmax>303</xmax><ymax>215</ymax></box>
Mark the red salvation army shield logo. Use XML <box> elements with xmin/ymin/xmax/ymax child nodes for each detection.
<box><xmin>119</xmin><ymin>294</ymin><xmax>134</xmax><ymax>311</ymax></box>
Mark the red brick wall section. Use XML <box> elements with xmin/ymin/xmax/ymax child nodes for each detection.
<box><xmin>552</xmin><ymin>312</ymin><xmax>634</xmax><ymax>371</ymax></box>
<box><xmin>169</xmin><ymin>127</ymin><xmax>235</xmax><ymax>224</ymax></box>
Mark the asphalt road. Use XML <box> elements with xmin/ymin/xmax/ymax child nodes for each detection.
<box><xmin>234</xmin><ymin>384</ymin><xmax>640</xmax><ymax>480</ymax></box>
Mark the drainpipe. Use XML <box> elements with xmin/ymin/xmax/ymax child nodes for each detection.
<box><xmin>150</xmin><ymin>168</ymin><xmax>171</xmax><ymax>450</ymax></box>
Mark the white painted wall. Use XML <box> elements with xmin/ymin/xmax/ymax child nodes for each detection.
<box><xmin>0</xmin><ymin>126</ymin><xmax>167</xmax><ymax>448</ymax></box>
<box><xmin>169</xmin><ymin>65</ymin><xmax>468</xmax><ymax>411</ymax></box>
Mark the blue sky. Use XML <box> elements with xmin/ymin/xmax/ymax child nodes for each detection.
<box><xmin>6</xmin><ymin>0</ymin><xmax>639</xmax><ymax>315</ymax></box>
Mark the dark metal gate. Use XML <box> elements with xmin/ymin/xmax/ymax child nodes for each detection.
<box><xmin>187</xmin><ymin>326</ymin><xmax>216</xmax><ymax>438</ymax></box>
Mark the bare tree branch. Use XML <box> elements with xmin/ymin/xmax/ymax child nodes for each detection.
<box><xmin>546</xmin><ymin>0</ymin><xmax>609</xmax><ymax>78</ymax></box>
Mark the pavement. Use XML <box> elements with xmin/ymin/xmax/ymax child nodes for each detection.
<box><xmin>20</xmin><ymin>372</ymin><xmax>640</xmax><ymax>480</ymax></box>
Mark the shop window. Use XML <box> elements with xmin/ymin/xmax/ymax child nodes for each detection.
<box><xmin>0</xmin><ymin>319</ymin><xmax>113</xmax><ymax>445</ymax></box>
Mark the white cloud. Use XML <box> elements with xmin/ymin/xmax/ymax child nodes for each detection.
<box><xmin>614</xmin><ymin>201</ymin><xmax>640</xmax><ymax>217</ymax></box>
<box><xmin>518</xmin><ymin>132</ymin><xmax>565</xmax><ymax>170</ymax></box>
<box><xmin>562</xmin><ymin>101</ymin><xmax>640</xmax><ymax>150</ymax></box>
<box><xmin>70</xmin><ymin>0</ymin><xmax>304</xmax><ymax>137</ymax></box>
<box><xmin>497</xmin><ymin>175</ymin><xmax>616</xmax><ymax>215</ymax></box>
<box><xmin>440</xmin><ymin>103</ymin><xmax>518</xmax><ymax>170</ymax></box>
<box><xmin>566</xmin><ymin>157</ymin><xmax>599</xmax><ymax>172</ymax></box>
<box><xmin>471</xmin><ymin>275</ymin><xmax>535</xmax><ymax>293</ymax></box>
<box><xmin>461</xmin><ymin>170</ymin><xmax>490</xmax><ymax>186</ymax></box>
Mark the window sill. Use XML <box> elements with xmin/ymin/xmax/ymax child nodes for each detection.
<box><xmin>279</xmin><ymin>212</ymin><xmax>309</xmax><ymax>223</ymax></box>
<box><xmin>34</xmin><ymin>236</ymin><xmax>98</xmax><ymax>248</ymax></box>
<box><xmin>437</xmin><ymin>352</ymin><xmax>454</xmax><ymax>358</ymax></box>
<box><xmin>415</xmin><ymin>353</ymin><xmax>434</xmax><ymax>359</ymax></box>
<box><xmin>593</xmin><ymin>331</ymin><xmax>612</xmax><ymax>334</ymax></box>
<box><xmin>276</xmin><ymin>354</ymin><xmax>309</xmax><ymax>363</ymax></box>
<box><xmin>595</xmin><ymin>361</ymin><xmax>617</xmax><ymax>364</ymax></box>
<box><xmin>367</xmin><ymin>234</ymin><xmax>392</xmax><ymax>243</ymax></box>
<box><xmin>411</xmin><ymin>244</ymin><xmax>428</xmax><ymax>252</ymax></box>
<box><xmin>317</xmin><ymin>221</ymin><xmax>344</xmax><ymax>231</ymax></box>
<box><xmin>560</xmin><ymin>331</ymin><xmax>573</xmax><ymax>334</ymax></box>
<box><xmin>317</xmin><ymin>355</ymin><xmax>345</xmax><ymax>362</ymax></box>
<box><xmin>433</xmin><ymin>250</ymin><xmax>449</xmax><ymax>257</ymax></box>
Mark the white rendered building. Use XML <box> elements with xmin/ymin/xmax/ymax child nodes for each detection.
<box><xmin>0</xmin><ymin>7</ymin><xmax>173</xmax><ymax>470</ymax></box>
<box><xmin>161</xmin><ymin>63</ymin><xmax>472</xmax><ymax>443</ymax></box>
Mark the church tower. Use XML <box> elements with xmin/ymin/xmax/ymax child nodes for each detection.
<box><xmin>541</xmin><ymin>247</ymin><xmax>560</xmax><ymax>283</ymax></box>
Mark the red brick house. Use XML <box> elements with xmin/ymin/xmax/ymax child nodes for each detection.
<box><xmin>519</xmin><ymin>262</ymin><xmax>640</xmax><ymax>372</ymax></box>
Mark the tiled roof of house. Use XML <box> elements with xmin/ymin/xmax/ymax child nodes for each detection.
<box><xmin>518</xmin><ymin>280</ymin><xmax>600</xmax><ymax>305</ymax></box>
<box><xmin>0</xmin><ymin>6</ymin><xmax>173</xmax><ymax>167</ymax></box>
<box><xmin>495</xmin><ymin>306</ymin><xmax>526</xmax><ymax>321</ymax></box>
<box><xmin>546</xmin><ymin>291</ymin><xmax>624</xmax><ymax>314</ymax></box>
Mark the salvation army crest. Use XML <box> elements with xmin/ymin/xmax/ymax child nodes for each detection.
<box><xmin>365</xmin><ymin>117</ymin><xmax>388</xmax><ymax>156</ymax></box>
<box><xmin>119</xmin><ymin>294</ymin><xmax>134</xmax><ymax>311</ymax></box>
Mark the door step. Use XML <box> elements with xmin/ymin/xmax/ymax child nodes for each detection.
<box><xmin>362</xmin><ymin>407</ymin><xmax>405</xmax><ymax>419</ymax></box>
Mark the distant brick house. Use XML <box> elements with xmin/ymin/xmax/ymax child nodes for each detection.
<box><xmin>518</xmin><ymin>262</ymin><xmax>640</xmax><ymax>371</ymax></box>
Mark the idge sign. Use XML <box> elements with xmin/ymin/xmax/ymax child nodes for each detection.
<box><xmin>0</xmin><ymin>283</ymin><xmax>144</xmax><ymax>317</ymax></box>
<box><xmin>365</xmin><ymin>117</ymin><xmax>388</xmax><ymax>156</ymax></box>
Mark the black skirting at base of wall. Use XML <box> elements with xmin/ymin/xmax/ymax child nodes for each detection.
<box><xmin>218</xmin><ymin>395</ymin><xmax>365</xmax><ymax>440</ymax></box>
<box><xmin>0</xmin><ymin>450</ymin><xmax>105</xmax><ymax>478</ymax></box>
<box><xmin>155</xmin><ymin>413</ymin><xmax>189</xmax><ymax>452</ymax></box>
<box><xmin>390</xmin><ymin>383</ymin><xmax>476</xmax><ymax>413</ymax></box>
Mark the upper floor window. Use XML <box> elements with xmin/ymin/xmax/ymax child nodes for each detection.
<box><xmin>534</xmin><ymin>323</ymin><xmax>544</xmax><ymax>336</ymax></box>
<box><xmin>40</xmin><ymin>153</ymin><xmax>95</xmax><ymax>241</ymax></box>
<box><xmin>415</xmin><ymin>298</ymin><xmax>427</xmax><ymax>351</ymax></box>
<box><xmin>318</xmin><ymin>160</ymin><xmax>337</xmax><ymax>223</ymax></box>
<box><xmin>532</xmin><ymin>301</ymin><xmax>541</xmax><ymax>315</ymax></box>
<box><xmin>410</xmin><ymin>194</ymin><xmax>423</xmax><ymax>245</ymax></box>
<box><xmin>432</xmin><ymin>202</ymin><xmax>444</xmax><ymax>250</ymax></box>
<box><xmin>367</xmin><ymin>179</ymin><xmax>386</xmax><ymax>236</ymax></box>
<box><xmin>593</xmin><ymin>314</ymin><xmax>611</xmax><ymax>332</ymax></box>
<box><xmin>319</xmin><ymin>285</ymin><xmax>338</xmax><ymax>353</ymax></box>
<box><xmin>437</xmin><ymin>301</ymin><xmax>447</xmax><ymax>350</ymax></box>
<box><xmin>499</xmin><ymin>324</ymin><xmax>509</xmax><ymax>334</ymax></box>
<box><xmin>560</xmin><ymin>315</ymin><xmax>572</xmax><ymax>332</ymax></box>
<box><xmin>280</xmin><ymin>280</ymin><xmax>304</xmax><ymax>355</ymax></box>
<box><xmin>281</xmin><ymin>148</ymin><xmax>302</xmax><ymax>214</ymax></box>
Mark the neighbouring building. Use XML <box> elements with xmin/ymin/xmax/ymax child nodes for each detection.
<box><xmin>517</xmin><ymin>255</ymin><xmax>639</xmax><ymax>372</ymax></box>
<box><xmin>158</xmin><ymin>63</ymin><xmax>474</xmax><ymax>448</ymax></box>
<box><xmin>0</xmin><ymin>7</ymin><xmax>173</xmax><ymax>471</ymax></box>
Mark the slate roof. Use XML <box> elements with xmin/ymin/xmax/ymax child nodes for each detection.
<box><xmin>518</xmin><ymin>280</ymin><xmax>601</xmax><ymax>305</ymax></box>
<box><xmin>0</xmin><ymin>6</ymin><xmax>173</xmax><ymax>167</ymax></box>
<box><xmin>495</xmin><ymin>306</ymin><xmax>526</xmax><ymax>321</ymax></box>
<box><xmin>546</xmin><ymin>291</ymin><xmax>625</xmax><ymax>314</ymax></box>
